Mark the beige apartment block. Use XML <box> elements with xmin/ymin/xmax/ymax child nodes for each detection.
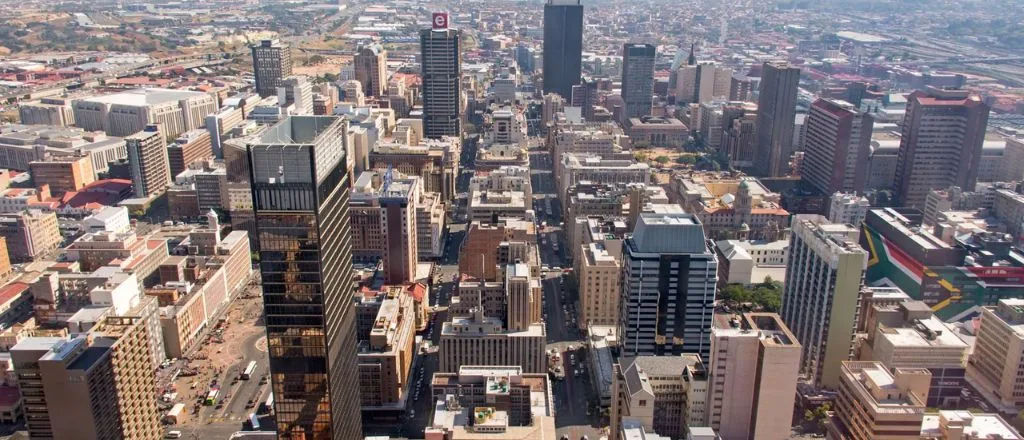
<box><xmin>576</xmin><ymin>242</ymin><xmax>621</xmax><ymax>329</ymax></box>
<box><xmin>707</xmin><ymin>313</ymin><xmax>801</xmax><ymax>440</ymax></box>
<box><xmin>967</xmin><ymin>299</ymin><xmax>1024</xmax><ymax>409</ymax></box>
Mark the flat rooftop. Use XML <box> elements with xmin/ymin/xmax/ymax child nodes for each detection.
<box><xmin>81</xmin><ymin>87</ymin><xmax>209</xmax><ymax>106</ymax></box>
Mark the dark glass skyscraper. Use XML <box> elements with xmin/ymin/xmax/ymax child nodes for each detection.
<box><xmin>543</xmin><ymin>0</ymin><xmax>584</xmax><ymax>100</ymax></box>
<box><xmin>247</xmin><ymin>116</ymin><xmax>362</xmax><ymax>440</ymax></box>
<box><xmin>420</xmin><ymin>23</ymin><xmax>462</xmax><ymax>139</ymax></box>
<box><xmin>621</xmin><ymin>43</ymin><xmax>657</xmax><ymax>119</ymax></box>
<box><xmin>753</xmin><ymin>61</ymin><xmax>801</xmax><ymax>177</ymax></box>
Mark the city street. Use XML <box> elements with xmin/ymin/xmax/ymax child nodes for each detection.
<box><xmin>531</xmin><ymin>151</ymin><xmax>604</xmax><ymax>440</ymax></box>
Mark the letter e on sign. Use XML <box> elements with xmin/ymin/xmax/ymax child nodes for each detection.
<box><xmin>432</xmin><ymin>12</ymin><xmax>448</xmax><ymax>29</ymax></box>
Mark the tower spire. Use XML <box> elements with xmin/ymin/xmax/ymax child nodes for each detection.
<box><xmin>687</xmin><ymin>42</ymin><xmax>697</xmax><ymax>66</ymax></box>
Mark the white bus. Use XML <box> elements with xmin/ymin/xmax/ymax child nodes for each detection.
<box><xmin>241</xmin><ymin>361</ymin><xmax>257</xmax><ymax>380</ymax></box>
<box><xmin>163</xmin><ymin>403</ymin><xmax>185</xmax><ymax>425</ymax></box>
<box><xmin>248</xmin><ymin>413</ymin><xmax>260</xmax><ymax>431</ymax></box>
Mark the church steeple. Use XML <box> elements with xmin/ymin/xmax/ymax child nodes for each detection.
<box><xmin>687</xmin><ymin>42</ymin><xmax>697</xmax><ymax>66</ymax></box>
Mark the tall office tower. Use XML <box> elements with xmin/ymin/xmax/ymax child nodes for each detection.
<box><xmin>247</xmin><ymin>116</ymin><xmax>362</xmax><ymax>439</ymax></box>
<box><xmin>420</xmin><ymin>14</ymin><xmax>462</xmax><ymax>139</ymax></box>
<box><xmin>802</xmin><ymin>98</ymin><xmax>874</xmax><ymax>196</ymax></box>
<box><xmin>354</xmin><ymin>44</ymin><xmax>388</xmax><ymax>98</ymax></box>
<box><xmin>621</xmin><ymin>44</ymin><xmax>656</xmax><ymax>119</ymax></box>
<box><xmin>893</xmin><ymin>88</ymin><xmax>990</xmax><ymax>209</ymax></box>
<box><xmin>753</xmin><ymin>61</ymin><xmax>801</xmax><ymax>177</ymax></box>
<box><xmin>251</xmin><ymin>39</ymin><xmax>293</xmax><ymax>98</ymax></box>
<box><xmin>707</xmin><ymin>313</ymin><xmax>801</xmax><ymax>440</ymax></box>
<box><xmin>621</xmin><ymin>212</ymin><xmax>718</xmax><ymax>359</ymax></box>
<box><xmin>572</xmin><ymin>76</ymin><xmax>598</xmax><ymax>122</ymax></box>
<box><xmin>278</xmin><ymin>75</ymin><xmax>314</xmax><ymax>115</ymax></box>
<box><xmin>126</xmin><ymin>124</ymin><xmax>171</xmax><ymax>198</ymax></box>
<box><xmin>542</xmin><ymin>0</ymin><xmax>584</xmax><ymax>100</ymax></box>
<box><xmin>780</xmin><ymin>215</ymin><xmax>867</xmax><ymax>388</ymax></box>
<box><xmin>350</xmin><ymin>170</ymin><xmax>420</xmax><ymax>284</ymax></box>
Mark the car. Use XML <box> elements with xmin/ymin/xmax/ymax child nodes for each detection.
<box><xmin>166</xmin><ymin>431</ymin><xmax>183</xmax><ymax>439</ymax></box>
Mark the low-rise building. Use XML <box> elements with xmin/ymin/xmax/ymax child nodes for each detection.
<box><xmin>29</xmin><ymin>154</ymin><xmax>95</xmax><ymax>195</ymax></box>
<box><xmin>627</xmin><ymin>116</ymin><xmax>688</xmax><ymax>148</ymax></box>
<box><xmin>857</xmin><ymin>295</ymin><xmax>969</xmax><ymax>408</ymax></box>
<box><xmin>828</xmin><ymin>192</ymin><xmax>870</xmax><ymax>227</ymax></box>
<box><xmin>167</xmin><ymin>129</ymin><xmax>213</xmax><ymax>178</ymax></box>
<box><xmin>829</xmin><ymin>361</ymin><xmax>929</xmax><ymax>440</ymax></box>
<box><xmin>613</xmin><ymin>355</ymin><xmax>708</xmax><ymax>440</ymax></box>
<box><xmin>439</xmin><ymin>311</ymin><xmax>545</xmax><ymax>374</ymax></box>
<box><xmin>559</xmin><ymin>153</ymin><xmax>649</xmax><ymax>199</ymax></box>
<box><xmin>919</xmin><ymin>410</ymin><xmax>1022</xmax><ymax>439</ymax></box>
<box><xmin>156</xmin><ymin>231</ymin><xmax>251</xmax><ymax>358</ymax></box>
<box><xmin>713</xmin><ymin>239</ymin><xmax>788</xmax><ymax>286</ymax></box>
<box><xmin>672</xmin><ymin>175</ymin><xmax>789</xmax><ymax>241</ymax></box>
<box><xmin>426</xmin><ymin>366</ymin><xmax>555</xmax><ymax>440</ymax></box>
<box><xmin>0</xmin><ymin>210</ymin><xmax>60</xmax><ymax>262</ymax></box>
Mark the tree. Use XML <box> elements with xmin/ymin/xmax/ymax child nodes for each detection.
<box><xmin>654</xmin><ymin>155</ymin><xmax>670</xmax><ymax>165</ymax></box>
<box><xmin>719</xmin><ymin>284</ymin><xmax>752</xmax><ymax>305</ymax></box>
<box><xmin>804</xmin><ymin>402</ymin><xmax>831</xmax><ymax>432</ymax></box>
<box><xmin>307</xmin><ymin>54</ymin><xmax>326</xmax><ymax>65</ymax></box>
<box><xmin>676</xmin><ymin>155</ymin><xmax>696</xmax><ymax>165</ymax></box>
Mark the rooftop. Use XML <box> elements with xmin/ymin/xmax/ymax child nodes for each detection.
<box><xmin>920</xmin><ymin>411</ymin><xmax>1022</xmax><ymax>439</ymax></box>
<box><xmin>80</xmin><ymin>87</ymin><xmax>210</xmax><ymax>107</ymax></box>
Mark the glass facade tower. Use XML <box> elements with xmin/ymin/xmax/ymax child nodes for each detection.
<box><xmin>248</xmin><ymin>116</ymin><xmax>362</xmax><ymax>439</ymax></box>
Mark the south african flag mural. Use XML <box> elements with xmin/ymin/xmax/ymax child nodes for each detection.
<box><xmin>860</xmin><ymin>224</ymin><xmax>1024</xmax><ymax>321</ymax></box>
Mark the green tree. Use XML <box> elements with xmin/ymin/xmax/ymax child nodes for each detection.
<box><xmin>804</xmin><ymin>402</ymin><xmax>831</xmax><ymax>432</ymax></box>
<box><xmin>654</xmin><ymin>155</ymin><xmax>670</xmax><ymax>165</ymax></box>
<box><xmin>719</xmin><ymin>284</ymin><xmax>752</xmax><ymax>305</ymax></box>
<box><xmin>676</xmin><ymin>155</ymin><xmax>696</xmax><ymax>165</ymax></box>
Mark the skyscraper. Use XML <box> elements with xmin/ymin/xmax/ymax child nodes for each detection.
<box><xmin>802</xmin><ymin>98</ymin><xmax>874</xmax><ymax>196</ymax></box>
<box><xmin>126</xmin><ymin>124</ymin><xmax>171</xmax><ymax>198</ymax></box>
<box><xmin>893</xmin><ymin>88</ymin><xmax>990</xmax><ymax>209</ymax></box>
<box><xmin>354</xmin><ymin>44</ymin><xmax>388</xmax><ymax>98</ymax></box>
<box><xmin>251</xmin><ymin>39</ymin><xmax>293</xmax><ymax>98</ymax></box>
<box><xmin>542</xmin><ymin>0</ymin><xmax>584</xmax><ymax>100</ymax></box>
<box><xmin>780</xmin><ymin>215</ymin><xmax>866</xmax><ymax>388</ymax></box>
<box><xmin>620</xmin><ymin>212</ymin><xmax>718</xmax><ymax>359</ymax></box>
<box><xmin>621</xmin><ymin>43</ymin><xmax>656</xmax><ymax>119</ymax></box>
<box><xmin>753</xmin><ymin>61</ymin><xmax>801</xmax><ymax>177</ymax></box>
<box><xmin>420</xmin><ymin>14</ymin><xmax>462</xmax><ymax>139</ymax></box>
<box><xmin>247</xmin><ymin>116</ymin><xmax>362</xmax><ymax>439</ymax></box>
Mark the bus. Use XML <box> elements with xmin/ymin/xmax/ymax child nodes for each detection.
<box><xmin>204</xmin><ymin>388</ymin><xmax>220</xmax><ymax>406</ymax></box>
<box><xmin>248</xmin><ymin>413</ymin><xmax>261</xmax><ymax>431</ymax></box>
<box><xmin>241</xmin><ymin>361</ymin><xmax>258</xmax><ymax>380</ymax></box>
<box><xmin>260</xmin><ymin>392</ymin><xmax>275</xmax><ymax>415</ymax></box>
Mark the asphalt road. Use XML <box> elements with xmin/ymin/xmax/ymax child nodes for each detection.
<box><xmin>530</xmin><ymin>151</ymin><xmax>605</xmax><ymax>440</ymax></box>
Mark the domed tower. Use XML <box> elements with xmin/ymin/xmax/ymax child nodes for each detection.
<box><xmin>734</xmin><ymin>180</ymin><xmax>753</xmax><ymax>228</ymax></box>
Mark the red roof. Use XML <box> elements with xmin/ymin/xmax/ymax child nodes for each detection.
<box><xmin>0</xmin><ymin>282</ymin><xmax>29</xmax><ymax>307</ymax></box>
<box><xmin>407</xmin><ymin>283</ymin><xmax>427</xmax><ymax>302</ymax></box>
